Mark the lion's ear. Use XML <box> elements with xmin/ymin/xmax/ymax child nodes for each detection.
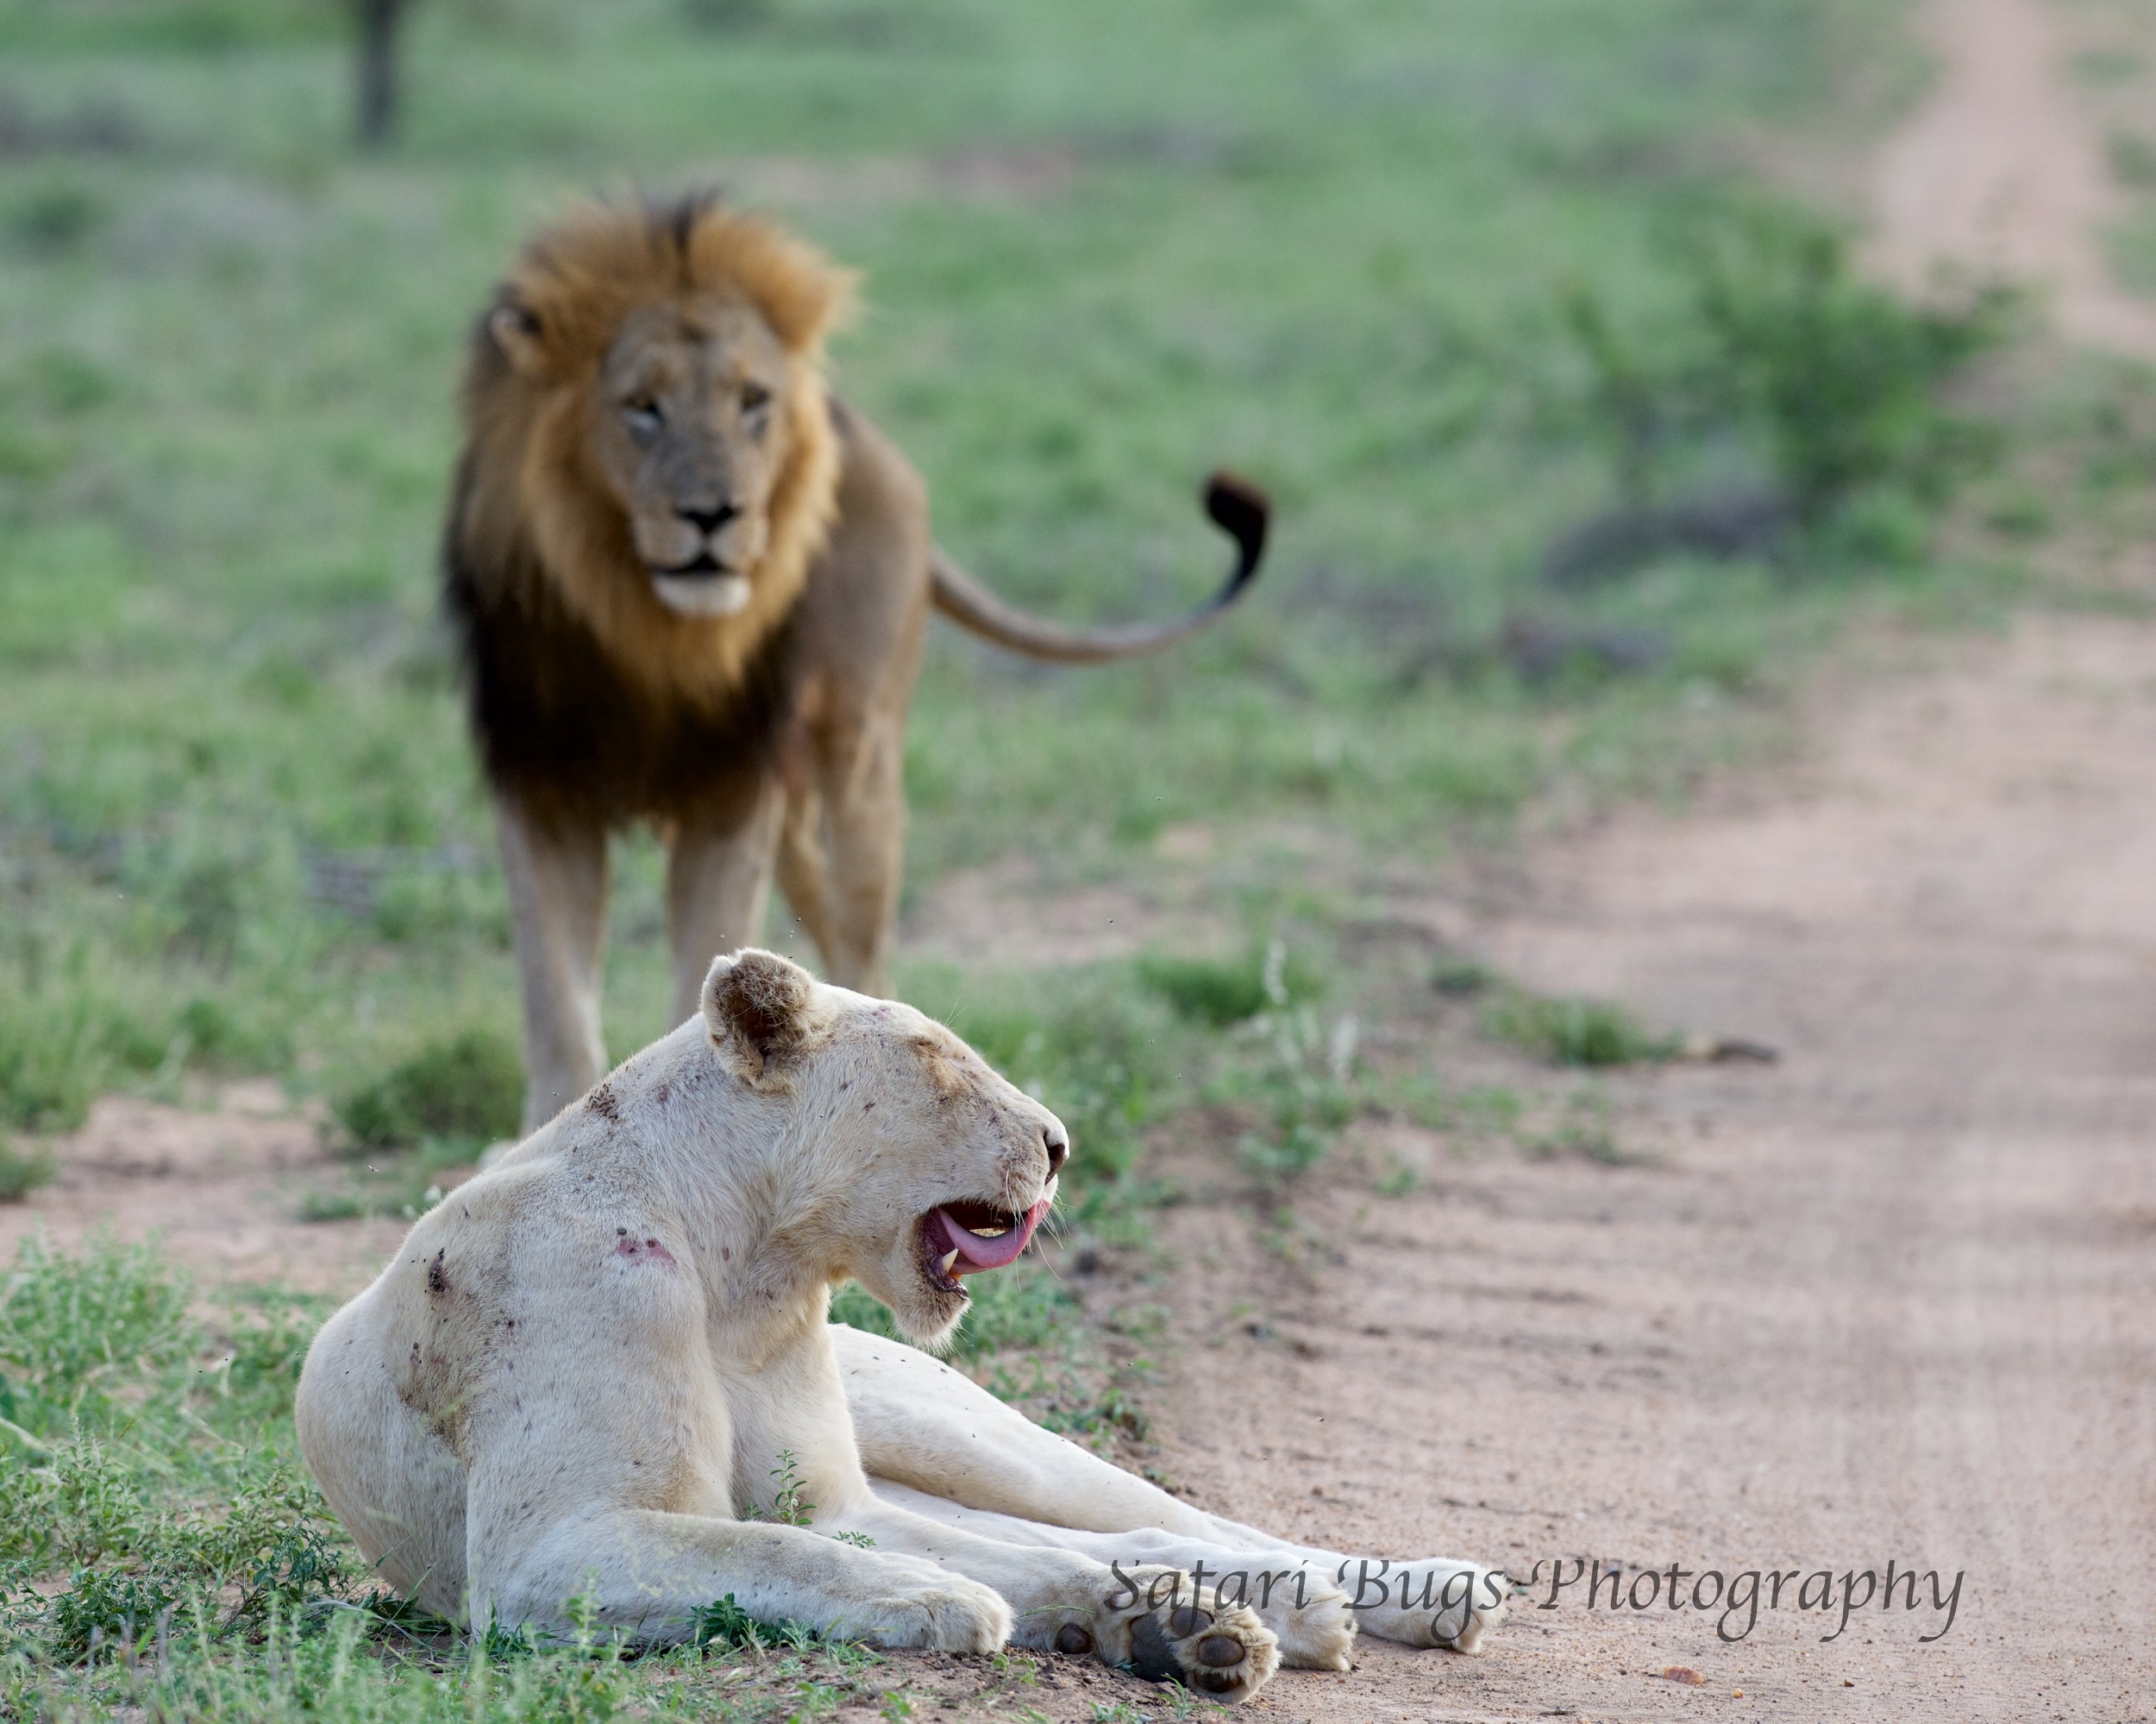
<box><xmin>702</xmin><ymin>949</ymin><xmax>826</xmax><ymax>1080</ymax></box>
<box><xmin>489</xmin><ymin>301</ymin><xmax>549</xmax><ymax>375</ymax></box>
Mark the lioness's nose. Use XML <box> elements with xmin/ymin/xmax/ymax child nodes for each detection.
<box><xmin>1043</xmin><ymin>1124</ymin><xmax>1069</xmax><ymax>1175</ymax></box>
<box><xmin>679</xmin><ymin>502</ymin><xmax>738</xmax><ymax>534</ymax></box>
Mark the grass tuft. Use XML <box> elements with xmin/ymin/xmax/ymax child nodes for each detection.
<box><xmin>333</xmin><ymin>1028</ymin><xmax>523</xmax><ymax>1156</ymax></box>
<box><xmin>0</xmin><ymin>1132</ymin><xmax>57</xmax><ymax>1203</ymax></box>
<box><xmin>1482</xmin><ymin>991</ymin><xmax>1676</xmax><ymax>1067</ymax></box>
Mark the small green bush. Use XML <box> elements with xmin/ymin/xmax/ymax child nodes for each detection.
<box><xmin>0</xmin><ymin>1233</ymin><xmax>197</xmax><ymax>1432</ymax></box>
<box><xmin>0</xmin><ymin>1132</ymin><xmax>57</xmax><ymax>1202</ymax></box>
<box><xmin>1694</xmin><ymin>206</ymin><xmax>2015</xmax><ymax>526</ymax></box>
<box><xmin>1138</xmin><ymin>943</ymin><xmax>1323</xmax><ymax>1027</ymax></box>
<box><xmin>1482</xmin><ymin>992</ymin><xmax>1674</xmax><ymax>1067</ymax></box>
<box><xmin>1561</xmin><ymin>199</ymin><xmax>2015</xmax><ymax>562</ymax></box>
<box><xmin>1430</xmin><ymin>955</ymin><xmax>1497</xmax><ymax>997</ymax></box>
<box><xmin>335</xmin><ymin>1027</ymin><xmax>522</xmax><ymax>1153</ymax></box>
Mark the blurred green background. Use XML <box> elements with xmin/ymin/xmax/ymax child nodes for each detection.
<box><xmin>0</xmin><ymin>0</ymin><xmax>2139</xmax><ymax>1149</ymax></box>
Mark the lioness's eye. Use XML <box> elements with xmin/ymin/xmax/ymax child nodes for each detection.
<box><xmin>741</xmin><ymin>384</ymin><xmax>770</xmax><ymax>415</ymax></box>
<box><xmin>622</xmin><ymin>398</ymin><xmax>662</xmax><ymax>434</ymax></box>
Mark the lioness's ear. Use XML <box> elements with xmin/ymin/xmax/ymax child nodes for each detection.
<box><xmin>702</xmin><ymin>949</ymin><xmax>826</xmax><ymax>1081</ymax></box>
<box><xmin>488</xmin><ymin>300</ymin><xmax>548</xmax><ymax>375</ymax></box>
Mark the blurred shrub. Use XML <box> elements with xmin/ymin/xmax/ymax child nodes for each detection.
<box><xmin>1695</xmin><ymin>206</ymin><xmax>2014</xmax><ymax>524</ymax></box>
<box><xmin>0</xmin><ymin>1131</ymin><xmax>56</xmax><ymax>1202</ymax></box>
<box><xmin>0</xmin><ymin>181</ymin><xmax>103</xmax><ymax>256</ymax></box>
<box><xmin>334</xmin><ymin>1027</ymin><xmax>522</xmax><ymax>1153</ymax></box>
<box><xmin>1558</xmin><ymin>200</ymin><xmax>2015</xmax><ymax>576</ymax></box>
<box><xmin>1138</xmin><ymin>941</ymin><xmax>1323</xmax><ymax>1026</ymax></box>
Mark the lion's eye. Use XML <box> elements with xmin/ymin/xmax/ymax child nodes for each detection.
<box><xmin>740</xmin><ymin>384</ymin><xmax>771</xmax><ymax>416</ymax></box>
<box><xmin>622</xmin><ymin>398</ymin><xmax>663</xmax><ymax>435</ymax></box>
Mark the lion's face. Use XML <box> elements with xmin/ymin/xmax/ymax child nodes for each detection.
<box><xmin>699</xmin><ymin>951</ymin><xmax>1070</xmax><ymax>1348</ymax></box>
<box><xmin>460</xmin><ymin>198</ymin><xmax>850</xmax><ymax>705</ymax></box>
<box><xmin>586</xmin><ymin>298</ymin><xmax>795</xmax><ymax>621</ymax></box>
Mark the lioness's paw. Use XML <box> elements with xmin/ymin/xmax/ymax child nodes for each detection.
<box><xmin>1268</xmin><ymin>1579</ymin><xmax>1357</xmax><ymax>1671</ymax></box>
<box><xmin>1128</xmin><ymin>1598</ymin><xmax>1280</xmax><ymax>1703</ymax></box>
<box><xmin>845</xmin><ymin>1576</ymin><xmax>1011</xmax><ymax>1652</ymax></box>
<box><xmin>1351</xmin><ymin>1560</ymin><xmax>1507</xmax><ymax>1652</ymax></box>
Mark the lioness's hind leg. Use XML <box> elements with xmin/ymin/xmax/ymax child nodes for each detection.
<box><xmin>865</xmin><ymin>1481</ymin><xmax>1354</xmax><ymax>1671</ymax></box>
<box><xmin>829</xmin><ymin>1495</ymin><xmax>1279</xmax><ymax>1702</ymax></box>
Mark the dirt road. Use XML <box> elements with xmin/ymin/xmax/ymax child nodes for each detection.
<box><xmin>1144</xmin><ymin>613</ymin><xmax>2156</xmax><ymax>1722</ymax></box>
<box><xmin>1871</xmin><ymin>0</ymin><xmax>2156</xmax><ymax>357</ymax></box>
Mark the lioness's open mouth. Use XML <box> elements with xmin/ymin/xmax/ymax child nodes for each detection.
<box><xmin>920</xmin><ymin>1197</ymin><xmax>1051</xmax><ymax>1294</ymax></box>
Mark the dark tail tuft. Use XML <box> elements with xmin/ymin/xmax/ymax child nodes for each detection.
<box><xmin>1203</xmin><ymin>469</ymin><xmax>1269</xmax><ymax>598</ymax></box>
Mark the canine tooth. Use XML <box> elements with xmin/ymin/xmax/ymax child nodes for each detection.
<box><xmin>938</xmin><ymin>1250</ymin><xmax>959</xmax><ymax>1276</ymax></box>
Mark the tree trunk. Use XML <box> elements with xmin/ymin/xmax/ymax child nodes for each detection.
<box><xmin>355</xmin><ymin>0</ymin><xmax>407</xmax><ymax>148</ymax></box>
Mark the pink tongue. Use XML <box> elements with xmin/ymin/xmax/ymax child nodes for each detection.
<box><xmin>938</xmin><ymin>1198</ymin><xmax>1050</xmax><ymax>1274</ymax></box>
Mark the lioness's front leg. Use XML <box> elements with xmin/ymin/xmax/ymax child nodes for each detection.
<box><xmin>822</xmin><ymin>1497</ymin><xmax>1277</xmax><ymax>1702</ymax></box>
<box><xmin>466</xmin><ymin>1497</ymin><xmax>1010</xmax><ymax>1652</ymax></box>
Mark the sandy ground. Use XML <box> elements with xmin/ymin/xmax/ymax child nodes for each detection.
<box><xmin>0</xmin><ymin>1080</ymin><xmax>407</xmax><ymax>1294</ymax></box>
<box><xmin>1871</xmin><ymin>0</ymin><xmax>2156</xmax><ymax>357</ymax></box>
<box><xmin>1147</xmin><ymin>612</ymin><xmax>2156</xmax><ymax>1722</ymax></box>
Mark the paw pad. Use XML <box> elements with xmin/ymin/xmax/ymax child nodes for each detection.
<box><xmin>1196</xmin><ymin>1633</ymin><xmax>1244</xmax><ymax>1667</ymax></box>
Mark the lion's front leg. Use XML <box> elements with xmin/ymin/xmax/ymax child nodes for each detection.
<box><xmin>665</xmin><ymin>777</ymin><xmax>787</xmax><ymax>1026</ymax></box>
<box><xmin>827</xmin><ymin>1499</ymin><xmax>1280</xmax><ymax>1702</ymax></box>
<box><xmin>495</xmin><ymin>791</ymin><xmax>611</xmax><ymax>1134</ymax></box>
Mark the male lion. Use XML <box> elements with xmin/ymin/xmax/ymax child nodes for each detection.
<box><xmin>295</xmin><ymin>950</ymin><xmax>1508</xmax><ymax>1701</ymax></box>
<box><xmin>445</xmin><ymin>194</ymin><xmax>1269</xmax><ymax>1132</ymax></box>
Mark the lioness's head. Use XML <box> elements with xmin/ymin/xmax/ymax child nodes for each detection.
<box><xmin>699</xmin><ymin>950</ymin><xmax>1069</xmax><ymax>1347</ymax></box>
<box><xmin>460</xmin><ymin>192</ymin><xmax>853</xmax><ymax>701</ymax></box>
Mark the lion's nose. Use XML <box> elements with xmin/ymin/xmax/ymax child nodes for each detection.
<box><xmin>1043</xmin><ymin>1124</ymin><xmax>1069</xmax><ymax>1176</ymax></box>
<box><xmin>678</xmin><ymin>502</ymin><xmax>738</xmax><ymax>535</ymax></box>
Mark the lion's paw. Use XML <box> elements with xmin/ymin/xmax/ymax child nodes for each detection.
<box><xmin>1347</xmin><ymin>1559</ymin><xmax>1507</xmax><ymax>1652</ymax></box>
<box><xmin>845</xmin><ymin>1575</ymin><xmax>1012</xmax><ymax>1652</ymax></box>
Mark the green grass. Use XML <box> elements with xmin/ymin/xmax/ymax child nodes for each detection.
<box><xmin>0</xmin><ymin>0</ymin><xmax>2064</xmax><ymax>1143</ymax></box>
<box><xmin>0</xmin><ymin>1233</ymin><xmax>998</xmax><ymax>1719</ymax></box>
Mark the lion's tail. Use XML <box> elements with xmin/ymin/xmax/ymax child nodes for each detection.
<box><xmin>928</xmin><ymin>470</ymin><xmax>1268</xmax><ymax>665</ymax></box>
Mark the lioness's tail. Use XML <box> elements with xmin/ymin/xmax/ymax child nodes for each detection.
<box><xmin>929</xmin><ymin>471</ymin><xmax>1268</xmax><ymax>664</ymax></box>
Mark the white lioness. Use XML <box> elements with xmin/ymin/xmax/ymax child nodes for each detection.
<box><xmin>296</xmin><ymin>952</ymin><xmax>1505</xmax><ymax>1702</ymax></box>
